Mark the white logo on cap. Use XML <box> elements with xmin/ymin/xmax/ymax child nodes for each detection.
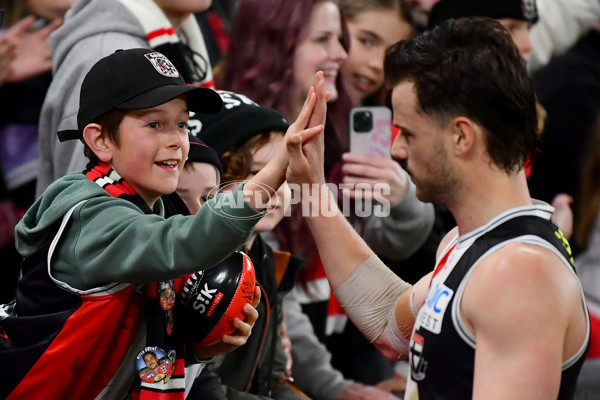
<box><xmin>145</xmin><ymin>52</ymin><xmax>180</xmax><ymax>78</ymax></box>
<box><xmin>217</xmin><ymin>91</ymin><xmax>259</xmax><ymax>110</ymax></box>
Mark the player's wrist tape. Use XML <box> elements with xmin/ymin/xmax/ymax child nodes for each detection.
<box><xmin>334</xmin><ymin>254</ymin><xmax>411</xmax><ymax>345</ymax></box>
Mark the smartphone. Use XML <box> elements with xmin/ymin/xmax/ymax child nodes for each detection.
<box><xmin>349</xmin><ymin>106</ymin><xmax>392</xmax><ymax>159</ymax></box>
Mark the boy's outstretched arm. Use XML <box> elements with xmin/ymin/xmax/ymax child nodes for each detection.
<box><xmin>242</xmin><ymin>72</ymin><xmax>326</xmax><ymax>211</ymax></box>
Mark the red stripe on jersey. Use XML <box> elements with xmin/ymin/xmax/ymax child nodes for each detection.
<box><xmin>432</xmin><ymin>243</ymin><xmax>456</xmax><ymax>281</ymax></box>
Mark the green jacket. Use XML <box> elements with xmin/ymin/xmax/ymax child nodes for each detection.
<box><xmin>15</xmin><ymin>173</ymin><xmax>264</xmax><ymax>290</ymax></box>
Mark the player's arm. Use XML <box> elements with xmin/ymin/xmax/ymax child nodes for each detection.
<box><xmin>463</xmin><ymin>243</ymin><xmax>586</xmax><ymax>400</ymax></box>
<box><xmin>286</xmin><ymin>132</ymin><xmax>427</xmax><ymax>359</ymax></box>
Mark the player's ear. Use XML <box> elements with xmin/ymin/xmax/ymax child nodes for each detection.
<box><xmin>83</xmin><ymin>123</ymin><xmax>113</xmax><ymax>163</ymax></box>
<box><xmin>450</xmin><ymin>117</ymin><xmax>479</xmax><ymax>157</ymax></box>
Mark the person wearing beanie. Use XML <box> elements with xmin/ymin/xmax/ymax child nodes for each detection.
<box><xmin>428</xmin><ymin>0</ymin><xmax>538</xmax><ymax>61</ymax></box>
<box><xmin>0</xmin><ymin>49</ymin><xmax>328</xmax><ymax>399</ymax></box>
<box><xmin>176</xmin><ymin>134</ymin><xmax>224</xmax><ymax>215</ymax></box>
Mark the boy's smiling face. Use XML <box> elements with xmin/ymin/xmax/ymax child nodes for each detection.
<box><xmin>105</xmin><ymin>97</ymin><xmax>190</xmax><ymax>207</ymax></box>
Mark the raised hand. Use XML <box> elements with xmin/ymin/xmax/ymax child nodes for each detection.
<box><xmin>242</xmin><ymin>73</ymin><xmax>324</xmax><ymax>211</ymax></box>
<box><xmin>286</xmin><ymin>71</ymin><xmax>327</xmax><ymax>187</ymax></box>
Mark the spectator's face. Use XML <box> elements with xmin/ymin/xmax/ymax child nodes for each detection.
<box><xmin>498</xmin><ymin>19</ymin><xmax>533</xmax><ymax>62</ymax></box>
<box><xmin>153</xmin><ymin>0</ymin><xmax>213</xmax><ymax>21</ymax></box>
<box><xmin>345</xmin><ymin>9</ymin><xmax>413</xmax><ymax>100</ymax></box>
<box><xmin>100</xmin><ymin>97</ymin><xmax>190</xmax><ymax>208</ymax></box>
<box><xmin>246</xmin><ymin>134</ymin><xmax>291</xmax><ymax>233</ymax></box>
<box><xmin>177</xmin><ymin>162</ymin><xmax>219</xmax><ymax>215</ymax></box>
<box><xmin>293</xmin><ymin>1</ymin><xmax>347</xmax><ymax>104</ymax></box>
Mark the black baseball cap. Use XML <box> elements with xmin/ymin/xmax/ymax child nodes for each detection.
<box><xmin>58</xmin><ymin>48</ymin><xmax>223</xmax><ymax>142</ymax></box>
<box><xmin>428</xmin><ymin>0</ymin><xmax>539</xmax><ymax>29</ymax></box>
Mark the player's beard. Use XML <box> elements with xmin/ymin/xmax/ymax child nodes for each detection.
<box><xmin>413</xmin><ymin>139</ymin><xmax>460</xmax><ymax>205</ymax></box>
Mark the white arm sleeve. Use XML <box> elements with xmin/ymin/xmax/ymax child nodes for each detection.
<box><xmin>334</xmin><ymin>254</ymin><xmax>411</xmax><ymax>350</ymax></box>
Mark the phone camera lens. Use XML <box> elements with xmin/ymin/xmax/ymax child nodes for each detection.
<box><xmin>353</xmin><ymin>111</ymin><xmax>373</xmax><ymax>133</ymax></box>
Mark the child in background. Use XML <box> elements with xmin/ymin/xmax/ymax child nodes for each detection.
<box><xmin>338</xmin><ymin>0</ymin><xmax>415</xmax><ymax>105</ymax></box>
<box><xmin>0</xmin><ymin>49</ymin><xmax>327</xmax><ymax>399</ymax></box>
<box><xmin>176</xmin><ymin>134</ymin><xmax>224</xmax><ymax>215</ymax></box>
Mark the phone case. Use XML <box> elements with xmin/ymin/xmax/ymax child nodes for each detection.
<box><xmin>349</xmin><ymin>106</ymin><xmax>392</xmax><ymax>159</ymax></box>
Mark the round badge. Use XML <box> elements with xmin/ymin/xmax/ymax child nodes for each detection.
<box><xmin>159</xmin><ymin>280</ymin><xmax>176</xmax><ymax>311</ymax></box>
<box><xmin>135</xmin><ymin>346</ymin><xmax>175</xmax><ymax>383</ymax></box>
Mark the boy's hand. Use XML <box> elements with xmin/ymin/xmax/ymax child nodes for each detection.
<box><xmin>243</xmin><ymin>72</ymin><xmax>325</xmax><ymax>210</ymax></box>
<box><xmin>275</xmin><ymin>71</ymin><xmax>327</xmax><ymax>170</ymax></box>
<box><xmin>286</xmin><ymin>72</ymin><xmax>328</xmax><ymax>187</ymax></box>
<box><xmin>193</xmin><ymin>286</ymin><xmax>261</xmax><ymax>359</ymax></box>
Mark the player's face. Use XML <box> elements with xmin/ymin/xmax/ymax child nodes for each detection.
<box><xmin>144</xmin><ymin>354</ymin><xmax>159</xmax><ymax>370</ymax></box>
<box><xmin>345</xmin><ymin>9</ymin><xmax>413</xmax><ymax>100</ymax></box>
<box><xmin>390</xmin><ymin>82</ymin><xmax>459</xmax><ymax>204</ymax></box>
<box><xmin>247</xmin><ymin>134</ymin><xmax>291</xmax><ymax>233</ymax></box>
<box><xmin>177</xmin><ymin>162</ymin><xmax>219</xmax><ymax>215</ymax></box>
<box><xmin>106</xmin><ymin>97</ymin><xmax>190</xmax><ymax>209</ymax></box>
<box><xmin>294</xmin><ymin>1</ymin><xmax>347</xmax><ymax>104</ymax></box>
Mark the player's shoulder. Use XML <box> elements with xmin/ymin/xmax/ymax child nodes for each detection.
<box><xmin>481</xmin><ymin>241</ymin><xmax>565</xmax><ymax>277</ymax></box>
<box><xmin>469</xmin><ymin>241</ymin><xmax>579</xmax><ymax>302</ymax></box>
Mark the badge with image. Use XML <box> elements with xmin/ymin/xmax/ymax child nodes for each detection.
<box><xmin>135</xmin><ymin>347</ymin><xmax>175</xmax><ymax>383</ymax></box>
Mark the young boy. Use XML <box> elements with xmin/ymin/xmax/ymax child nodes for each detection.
<box><xmin>0</xmin><ymin>49</ymin><xmax>326</xmax><ymax>399</ymax></box>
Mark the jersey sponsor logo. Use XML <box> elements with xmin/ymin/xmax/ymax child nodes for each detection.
<box><xmin>418</xmin><ymin>282</ymin><xmax>454</xmax><ymax>334</ymax></box>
